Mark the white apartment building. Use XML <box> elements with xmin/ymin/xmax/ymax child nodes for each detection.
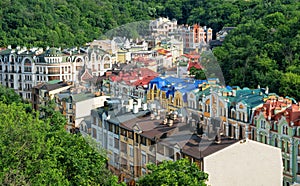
<box><xmin>0</xmin><ymin>46</ymin><xmax>112</xmax><ymax>100</ymax></box>
<box><xmin>149</xmin><ymin>17</ymin><xmax>178</xmax><ymax>36</ymax></box>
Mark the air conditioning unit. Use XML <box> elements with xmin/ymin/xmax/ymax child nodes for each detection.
<box><xmin>124</xmin><ymin>137</ymin><xmax>128</xmax><ymax>141</ymax></box>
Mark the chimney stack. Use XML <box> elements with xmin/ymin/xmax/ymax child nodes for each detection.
<box><xmin>133</xmin><ymin>103</ymin><xmax>138</xmax><ymax>114</ymax></box>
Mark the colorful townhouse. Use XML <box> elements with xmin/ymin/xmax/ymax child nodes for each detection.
<box><xmin>109</xmin><ymin>67</ymin><xmax>158</xmax><ymax>103</ymax></box>
<box><xmin>251</xmin><ymin>95</ymin><xmax>300</xmax><ymax>185</ymax></box>
<box><xmin>147</xmin><ymin>76</ymin><xmax>209</xmax><ymax>111</ymax></box>
<box><xmin>86</xmin><ymin>96</ymin><xmax>282</xmax><ymax>186</ymax></box>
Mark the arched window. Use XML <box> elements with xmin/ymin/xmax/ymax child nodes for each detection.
<box><xmin>283</xmin><ymin>125</ymin><xmax>288</xmax><ymax>135</ymax></box>
<box><xmin>274</xmin><ymin>138</ymin><xmax>278</xmax><ymax>147</ymax></box>
<box><xmin>92</xmin><ymin>128</ymin><xmax>97</xmax><ymax>139</ymax></box>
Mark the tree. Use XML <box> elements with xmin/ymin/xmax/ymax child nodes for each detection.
<box><xmin>0</xmin><ymin>87</ymin><xmax>123</xmax><ymax>185</ymax></box>
<box><xmin>138</xmin><ymin>158</ymin><xmax>208</xmax><ymax>186</ymax></box>
<box><xmin>189</xmin><ymin>66</ymin><xmax>206</xmax><ymax>80</ymax></box>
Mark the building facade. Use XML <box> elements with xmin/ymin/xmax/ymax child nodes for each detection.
<box><xmin>0</xmin><ymin>46</ymin><xmax>113</xmax><ymax>101</ymax></box>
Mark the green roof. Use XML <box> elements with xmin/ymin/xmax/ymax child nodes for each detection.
<box><xmin>48</xmin><ymin>80</ymin><xmax>62</xmax><ymax>84</ymax></box>
<box><xmin>71</xmin><ymin>93</ymin><xmax>95</xmax><ymax>102</ymax></box>
<box><xmin>0</xmin><ymin>49</ymin><xmax>12</xmax><ymax>55</ymax></box>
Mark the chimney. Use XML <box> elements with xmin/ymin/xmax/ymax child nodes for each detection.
<box><xmin>232</xmin><ymin>90</ymin><xmax>236</xmax><ymax>97</ymax></box>
<box><xmin>214</xmin><ymin>127</ymin><xmax>221</xmax><ymax>144</ymax></box>
<box><xmin>142</xmin><ymin>103</ymin><xmax>147</xmax><ymax>111</ymax></box>
<box><xmin>133</xmin><ymin>103</ymin><xmax>138</xmax><ymax>114</ymax></box>
<box><xmin>265</xmin><ymin>86</ymin><xmax>269</xmax><ymax>95</ymax></box>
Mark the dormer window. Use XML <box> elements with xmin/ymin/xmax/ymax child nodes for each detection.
<box><xmin>261</xmin><ymin>120</ymin><xmax>266</xmax><ymax>129</ymax></box>
<box><xmin>283</xmin><ymin>125</ymin><xmax>288</xmax><ymax>135</ymax></box>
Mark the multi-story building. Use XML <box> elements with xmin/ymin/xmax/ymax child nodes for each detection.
<box><xmin>86</xmin><ymin>97</ymin><xmax>282</xmax><ymax>185</ymax></box>
<box><xmin>179</xmin><ymin>24</ymin><xmax>212</xmax><ymax>52</ymax></box>
<box><xmin>88</xmin><ymin>39</ymin><xmax>118</xmax><ymax>63</ymax></box>
<box><xmin>147</xmin><ymin>76</ymin><xmax>209</xmax><ymax>111</ymax></box>
<box><xmin>149</xmin><ymin>17</ymin><xmax>178</xmax><ymax>37</ymax></box>
<box><xmin>110</xmin><ymin>67</ymin><xmax>158</xmax><ymax>102</ymax></box>
<box><xmin>251</xmin><ymin>96</ymin><xmax>300</xmax><ymax>185</ymax></box>
<box><xmin>0</xmin><ymin>46</ymin><xmax>113</xmax><ymax>101</ymax></box>
<box><xmin>31</xmin><ymin>80</ymin><xmax>72</xmax><ymax>111</ymax></box>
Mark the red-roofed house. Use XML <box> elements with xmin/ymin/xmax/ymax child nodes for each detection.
<box><xmin>110</xmin><ymin>67</ymin><xmax>158</xmax><ymax>102</ymax></box>
<box><xmin>251</xmin><ymin>96</ymin><xmax>300</xmax><ymax>185</ymax></box>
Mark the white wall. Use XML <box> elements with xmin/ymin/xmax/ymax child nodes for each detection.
<box><xmin>204</xmin><ymin>139</ymin><xmax>283</xmax><ymax>186</ymax></box>
<box><xmin>75</xmin><ymin>96</ymin><xmax>109</xmax><ymax>127</ymax></box>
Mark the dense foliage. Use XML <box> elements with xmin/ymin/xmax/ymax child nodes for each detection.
<box><xmin>0</xmin><ymin>85</ymin><xmax>122</xmax><ymax>185</ymax></box>
<box><xmin>138</xmin><ymin>158</ymin><xmax>208</xmax><ymax>186</ymax></box>
<box><xmin>0</xmin><ymin>0</ymin><xmax>299</xmax><ymax>97</ymax></box>
<box><xmin>0</xmin><ymin>0</ymin><xmax>154</xmax><ymax>48</ymax></box>
<box><xmin>212</xmin><ymin>0</ymin><xmax>300</xmax><ymax>100</ymax></box>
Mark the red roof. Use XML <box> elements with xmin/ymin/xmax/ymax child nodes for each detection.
<box><xmin>157</xmin><ymin>48</ymin><xmax>170</xmax><ymax>55</ymax></box>
<box><xmin>188</xmin><ymin>62</ymin><xmax>202</xmax><ymax>71</ymax></box>
<box><xmin>252</xmin><ymin>99</ymin><xmax>300</xmax><ymax>127</ymax></box>
<box><xmin>110</xmin><ymin>67</ymin><xmax>159</xmax><ymax>86</ymax></box>
<box><xmin>133</xmin><ymin>76</ymin><xmax>157</xmax><ymax>86</ymax></box>
<box><xmin>81</xmin><ymin>69</ymin><xmax>93</xmax><ymax>81</ymax></box>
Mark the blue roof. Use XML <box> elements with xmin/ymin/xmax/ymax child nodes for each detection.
<box><xmin>149</xmin><ymin>77</ymin><xmax>170</xmax><ymax>89</ymax></box>
<box><xmin>226</xmin><ymin>86</ymin><xmax>232</xmax><ymax>91</ymax></box>
<box><xmin>149</xmin><ymin>76</ymin><xmax>209</xmax><ymax>101</ymax></box>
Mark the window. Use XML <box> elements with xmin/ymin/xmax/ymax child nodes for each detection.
<box><xmin>109</xmin><ymin>123</ymin><xmax>113</xmax><ymax>132</ymax></box>
<box><xmin>165</xmin><ymin>146</ymin><xmax>174</xmax><ymax>158</ymax></box>
<box><xmin>298</xmin><ymin>163</ymin><xmax>300</xmax><ymax>175</ymax></box>
<box><xmin>141</xmin><ymin>137</ymin><xmax>147</xmax><ymax>146</ymax></box>
<box><xmin>274</xmin><ymin>138</ymin><xmax>278</xmax><ymax>147</ymax></box>
<box><xmin>141</xmin><ymin>151</ymin><xmax>147</xmax><ymax>165</ymax></box>
<box><xmin>287</xmin><ymin>160</ymin><xmax>290</xmax><ymax>172</ymax></box>
<box><xmin>98</xmin><ymin>120</ymin><xmax>102</xmax><ymax>127</ymax></box>
<box><xmin>114</xmin><ymin>138</ymin><xmax>119</xmax><ymax>149</ymax></box>
<box><xmin>142</xmin><ymin>168</ymin><xmax>146</xmax><ymax>175</ymax></box>
<box><xmin>261</xmin><ymin>120</ymin><xmax>266</xmax><ymax>129</ymax></box>
<box><xmin>109</xmin><ymin>137</ymin><xmax>113</xmax><ymax>147</ymax></box>
<box><xmin>130</xmin><ymin>163</ymin><xmax>134</xmax><ymax>174</ymax></box>
<box><xmin>157</xmin><ymin>143</ymin><xmax>164</xmax><ymax>155</ymax></box>
<box><xmin>129</xmin><ymin>145</ymin><xmax>134</xmax><ymax>157</ymax></box>
<box><xmin>114</xmin><ymin>126</ymin><xmax>119</xmax><ymax>135</ymax></box>
<box><xmin>121</xmin><ymin>142</ymin><xmax>127</xmax><ymax>154</ymax></box>
<box><xmin>128</xmin><ymin>131</ymin><xmax>134</xmax><ymax>139</ymax></box>
<box><xmin>114</xmin><ymin>153</ymin><xmax>119</xmax><ymax>167</ymax></box>
<box><xmin>92</xmin><ymin>128</ymin><xmax>97</xmax><ymax>139</ymax></box>
<box><xmin>121</xmin><ymin>158</ymin><xmax>127</xmax><ymax>169</ymax></box>
<box><xmin>93</xmin><ymin>117</ymin><xmax>96</xmax><ymax>125</ymax></box>
<box><xmin>282</xmin><ymin>140</ymin><xmax>286</xmax><ymax>152</ymax></box>
<box><xmin>148</xmin><ymin>154</ymin><xmax>155</xmax><ymax>163</ymax></box>
<box><xmin>283</xmin><ymin>125</ymin><xmax>288</xmax><ymax>135</ymax></box>
<box><xmin>298</xmin><ymin>144</ymin><xmax>300</xmax><ymax>156</ymax></box>
<box><xmin>121</xmin><ymin>128</ymin><xmax>127</xmax><ymax>137</ymax></box>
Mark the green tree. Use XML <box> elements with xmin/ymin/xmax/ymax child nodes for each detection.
<box><xmin>138</xmin><ymin>158</ymin><xmax>208</xmax><ymax>186</ymax></box>
<box><xmin>0</xmin><ymin>88</ymin><xmax>123</xmax><ymax>185</ymax></box>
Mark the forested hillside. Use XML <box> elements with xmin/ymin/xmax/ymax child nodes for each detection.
<box><xmin>0</xmin><ymin>0</ymin><xmax>299</xmax><ymax>98</ymax></box>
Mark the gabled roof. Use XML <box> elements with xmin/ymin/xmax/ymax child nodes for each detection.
<box><xmin>81</xmin><ymin>68</ymin><xmax>93</xmax><ymax>81</ymax></box>
<box><xmin>34</xmin><ymin>81</ymin><xmax>70</xmax><ymax>91</ymax></box>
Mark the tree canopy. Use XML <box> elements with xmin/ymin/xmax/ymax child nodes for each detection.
<box><xmin>0</xmin><ymin>0</ymin><xmax>299</xmax><ymax>98</ymax></box>
<box><xmin>212</xmin><ymin>1</ymin><xmax>300</xmax><ymax>100</ymax></box>
<box><xmin>0</xmin><ymin>85</ymin><xmax>122</xmax><ymax>185</ymax></box>
<box><xmin>138</xmin><ymin>158</ymin><xmax>208</xmax><ymax>186</ymax></box>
